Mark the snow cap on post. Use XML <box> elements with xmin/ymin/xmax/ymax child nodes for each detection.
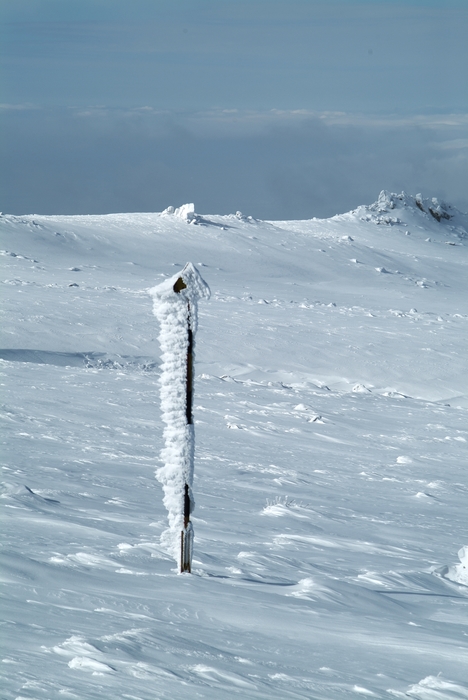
<box><xmin>148</xmin><ymin>263</ymin><xmax>210</xmax><ymax>566</ymax></box>
<box><xmin>149</xmin><ymin>262</ymin><xmax>210</xmax><ymax>331</ymax></box>
<box><xmin>150</xmin><ymin>261</ymin><xmax>210</xmax><ymax>302</ymax></box>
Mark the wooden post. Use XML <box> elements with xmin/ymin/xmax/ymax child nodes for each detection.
<box><xmin>150</xmin><ymin>263</ymin><xmax>209</xmax><ymax>574</ymax></box>
<box><xmin>174</xmin><ymin>276</ymin><xmax>194</xmax><ymax>573</ymax></box>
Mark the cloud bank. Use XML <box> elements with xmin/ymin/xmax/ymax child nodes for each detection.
<box><xmin>1</xmin><ymin>108</ymin><xmax>467</xmax><ymax>219</ymax></box>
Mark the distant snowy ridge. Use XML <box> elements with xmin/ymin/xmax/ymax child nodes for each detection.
<box><xmin>155</xmin><ymin>190</ymin><xmax>467</xmax><ymax>240</ymax></box>
<box><xmin>349</xmin><ymin>190</ymin><xmax>467</xmax><ymax>238</ymax></box>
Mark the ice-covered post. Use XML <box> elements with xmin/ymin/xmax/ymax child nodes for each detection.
<box><xmin>149</xmin><ymin>263</ymin><xmax>210</xmax><ymax>573</ymax></box>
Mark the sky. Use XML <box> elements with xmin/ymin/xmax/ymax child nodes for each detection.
<box><xmin>1</xmin><ymin>0</ymin><xmax>467</xmax><ymax>218</ymax></box>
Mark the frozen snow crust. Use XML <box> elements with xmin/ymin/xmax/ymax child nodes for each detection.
<box><xmin>1</xmin><ymin>193</ymin><xmax>468</xmax><ymax>699</ymax></box>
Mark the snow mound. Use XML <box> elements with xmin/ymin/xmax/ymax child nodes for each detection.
<box><xmin>444</xmin><ymin>546</ymin><xmax>468</xmax><ymax>586</ymax></box>
<box><xmin>352</xmin><ymin>383</ymin><xmax>371</xmax><ymax>393</ymax></box>
<box><xmin>162</xmin><ymin>203</ymin><xmax>199</xmax><ymax>223</ymax></box>
<box><xmin>371</xmin><ymin>190</ymin><xmax>453</xmax><ymax>221</ymax></box>
<box><xmin>406</xmin><ymin>675</ymin><xmax>468</xmax><ymax>699</ymax></box>
<box><xmin>352</xmin><ymin>190</ymin><xmax>467</xmax><ymax>236</ymax></box>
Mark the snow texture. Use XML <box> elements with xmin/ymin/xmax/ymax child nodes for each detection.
<box><xmin>149</xmin><ymin>263</ymin><xmax>210</xmax><ymax>560</ymax></box>
<box><xmin>1</xmin><ymin>191</ymin><xmax>468</xmax><ymax>699</ymax></box>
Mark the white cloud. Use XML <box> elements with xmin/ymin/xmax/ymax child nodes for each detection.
<box><xmin>433</xmin><ymin>138</ymin><xmax>468</xmax><ymax>150</ymax></box>
<box><xmin>0</xmin><ymin>103</ymin><xmax>41</xmax><ymax>111</ymax></box>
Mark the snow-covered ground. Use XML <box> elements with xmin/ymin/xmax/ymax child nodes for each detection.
<box><xmin>1</xmin><ymin>192</ymin><xmax>467</xmax><ymax>699</ymax></box>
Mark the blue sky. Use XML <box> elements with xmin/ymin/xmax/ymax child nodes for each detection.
<box><xmin>1</xmin><ymin>0</ymin><xmax>467</xmax><ymax>216</ymax></box>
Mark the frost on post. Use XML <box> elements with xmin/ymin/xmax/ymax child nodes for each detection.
<box><xmin>149</xmin><ymin>263</ymin><xmax>210</xmax><ymax>571</ymax></box>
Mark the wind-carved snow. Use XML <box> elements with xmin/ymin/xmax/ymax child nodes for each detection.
<box><xmin>447</xmin><ymin>547</ymin><xmax>468</xmax><ymax>586</ymax></box>
<box><xmin>440</xmin><ymin>546</ymin><xmax>468</xmax><ymax>587</ymax></box>
<box><xmin>162</xmin><ymin>203</ymin><xmax>198</xmax><ymax>223</ymax></box>
<box><xmin>405</xmin><ymin>675</ymin><xmax>468</xmax><ymax>699</ymax></box>
<box><xmin>149</xmin><ymin>263</ymin><xmax>210</xmax><ymax>561</ymax></box>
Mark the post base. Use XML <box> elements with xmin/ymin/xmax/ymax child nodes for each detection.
<box><xmin>180</xmin><ymin>522</ymin><xmax>193</xmax><ymax>573</ymax></box>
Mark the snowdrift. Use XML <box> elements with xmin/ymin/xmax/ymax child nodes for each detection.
<box><xmin>1</xmin><ymin>192</ymin><xmax>467</xmax><ymax>699</ymax></box>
